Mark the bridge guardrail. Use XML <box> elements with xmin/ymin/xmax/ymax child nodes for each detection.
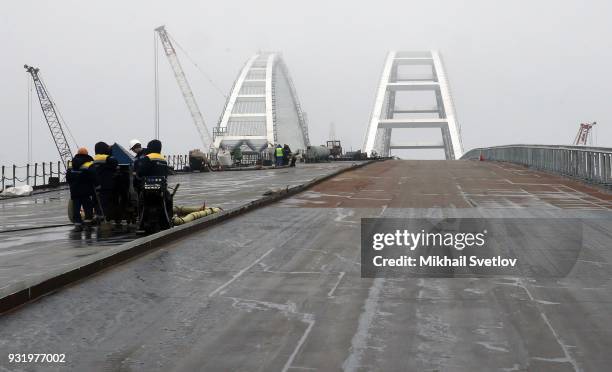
<box><xmin>462</xmin><ymin>144</ymin><xmax>612</xmax><ymax>187</ymax></box>
<box><xmin>1</xmin><ymin>154</ymin><xmax>189</xmax><ymax>191</ymax></box>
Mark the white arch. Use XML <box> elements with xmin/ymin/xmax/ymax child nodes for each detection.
<box><xmin>213</xmin><ymin>52</ymin><xmax>309</xmax><ymax>152</ymax></box>
<box><xmin>363</xmin><ymin>50</ymin><xmax>463</xmax><ymax>159</ymax></box>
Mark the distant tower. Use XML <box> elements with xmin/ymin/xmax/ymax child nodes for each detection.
<box><xmin>362</xmin><ymin>51</ymin><xmax>463</xmax><ymax>159</ymax></box>
<box><xmin>329</xmin><ymin>122</ymin><xmax>336</xmax><ymax>140</ymax></box>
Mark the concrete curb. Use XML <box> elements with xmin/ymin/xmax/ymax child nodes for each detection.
<box><xmin>0</xmin><ymin>160</ymin><xmax>377</xmax><ymax>314</ymax></box>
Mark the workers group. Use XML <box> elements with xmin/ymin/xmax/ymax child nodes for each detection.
<box><xmin>66</xmin><ymin>139</ymin><xmax>168</xmax><ymax>232</ymax></box>
<box><xmin>275</xmin><ymin>144</ymin><xmax>295</xmax><ymax>167</ymax></box>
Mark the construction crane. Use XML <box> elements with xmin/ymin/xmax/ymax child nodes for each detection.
<box><xmin>24</xmin><ymin>65</ymin><xmax>74</xmax><ymax>170</ymax></box>
<box><xmin>573</xmin><ymin>121</ymin><xmax>597</xmax><ymax>146</ymax></box>
<box><xmin>154</xmin><ymin>25</ymin><xmax>213</xmax><ymax>150</ymax></box>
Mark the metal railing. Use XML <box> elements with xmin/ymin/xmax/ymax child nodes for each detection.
<box><xmin>1</xmin><ymin>161</ymin><xmax>64</xmax><ymax>190</ymax></box>
<box><xmin>165</xmin><ymin>154</ymin><xmax>189</xmax><ymax>171</ymax></box>
<box><xmin>462</xmin><ymin>145</ymin><xmax>612</xmax><ymax>187</ymax></box>
<box><xmin>1</xmin><ymin>154</ymin><xmax>190</xmax><ymax>190</ymax></box>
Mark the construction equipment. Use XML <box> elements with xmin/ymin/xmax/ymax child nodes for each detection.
<box><xmin>573</xmin><ymin>122</ymin><xmax>597</xmax><ymax>146</ymax></box>
<box><xmin>138</xmin><ymin>176</ymin><xmax>174</xmax><ymax>234</ymax></box>
<box><xmin>326</xmin><ymin>140</ymin><xmax>343</xmax><ymax>158</ymax></box>
<box><xmin>305</xmin><ymin>146</ymin><xmax>331</xmax><ymax>163</ymax></box>
<box><xmin>188</xmin><ymin>149</ymin><xmax>212</xmax><ymax>172</ymax></box>
<box><xmin>154</xmin><ymin>25</ymin><xmax>213</xmax><ymax>150</ymax></box>
<box><xmin>24</xmin><ymin>65</ymin><xmax>74</xmax><ymax>170</ymax></box>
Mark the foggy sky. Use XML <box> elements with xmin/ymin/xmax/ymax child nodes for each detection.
<box><xmin>1</xmin><ymin>0</ymin><xmax>611</xmax><ymax>165</ymax></box>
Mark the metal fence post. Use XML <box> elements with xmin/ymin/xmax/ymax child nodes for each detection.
<box><xmin>34</xmin><ymin>163</ymin><xmax>38</xmax><ymax>187</ymax></box>
<box><xmin>1</xmin><ymin>165</ymin><xmax>4</xmax><ymax>190</ymax></box>
<box><xmin>26</xmin><ymin>164</ymin><xmax>30</xmax><ymax>185</ymax></box>
<box><xmin>42</xmin><ymin>162</ymin><xmax>46</xmax><ymax>185</ymax></box>
<box><xmin>13</xmin><ymin>165</ymin><xmax>16</xmax><ymax>187</ymax></box>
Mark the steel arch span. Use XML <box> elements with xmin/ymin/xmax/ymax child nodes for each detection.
<box><xmin>362</xmin><ymin>51</ymin><xmax>463</xmax><ymax>159</ymax></box>
<box><xmin>213</xmin><ymin>52</ymin><xmax>310</xmax><ymax>153</ymax></box>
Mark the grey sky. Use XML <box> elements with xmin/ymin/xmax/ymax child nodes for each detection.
<box><xmin>1</xmin><ymin>0</ymin><xmax>611</xmax><ymax>165</ymax></box>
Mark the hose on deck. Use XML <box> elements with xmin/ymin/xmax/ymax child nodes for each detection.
<box><xmin>172</xmin><ymin>206</ymin><xmax>222</xmax><ymax>225</ymax></box>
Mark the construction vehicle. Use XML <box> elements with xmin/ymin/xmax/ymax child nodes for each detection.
<box><xmin>188</xmin><ymin>149</ymin><xmax>211</xmax><ymax>172</ymax></box>
<box><xmin>573</xmin><ymin>122</ymin><xmax>597</xmax><ymax>146</ymax></box>
<box><xmin>155</xmin><ymin>26</ymin><xmax>213</xmax><ymax>152</ymax></box>
<box><xmin>326</xmin><ymin>140</ymin><xmax>343</xmax><ymax>158</ymax></box>
<box><xmin>24</xmin><ymin>65</ymin><xmax>74</xmax><ymax>170</ymax></box>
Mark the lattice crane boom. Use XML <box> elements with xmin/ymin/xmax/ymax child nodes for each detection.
<box><xmin>24</xmin><ymin>65</ymin><xmax>74</xmax><ymax>170</ymax></box>
<box><xmin>154</xmin><ymin>25</ymin><xmax>212</xmax><ymax>150</ymax></box>
<box><xmin>573</xmin><ymin>121</ymin><xmax>597</xmax><ymax>146</ymax></box>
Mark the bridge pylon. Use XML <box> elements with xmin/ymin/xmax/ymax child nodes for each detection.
<box><xmin>362</xmin><ymin>51</ymin><xmax>463</xmax><ymax>159</ymax></box>
<box><xmin>213</xmin><ymin>52</ymin><xmax>310</xmax><ymax>153</ymax></box>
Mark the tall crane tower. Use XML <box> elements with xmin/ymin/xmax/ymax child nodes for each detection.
<box><xmin>154</xmin><ymin>25</ymin><xmax>213</xmax><ymax>150</ymax></box>
<box><xmin>573</xmin><ymin>121</ymin><xmax>597</xmax><ymax>146</ymax></box>
<box><xmin>24</xmin><ymin>65</ymin><xmax>74</xmax><ymax>170</ymax></box>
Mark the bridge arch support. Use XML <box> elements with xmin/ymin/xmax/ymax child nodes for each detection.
<box><xmin>363</xmin><ymin>51</ymin><xmax>463</xmax><ymax>159</ymax></box>
<box><xmin>213</xmin><ymin>53</ymin><xmax>310</xmax><ymax>153</ymax></box>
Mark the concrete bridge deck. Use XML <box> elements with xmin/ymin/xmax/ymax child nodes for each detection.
<box><xmin>1</xmin><ymin>160</ymin><xmax>612</xmax><ymax>371</ymax></box>
<box><xmin>0</xmin><ymin>163</ymin><xmax>357</xmax><ymax>301</ymax></box>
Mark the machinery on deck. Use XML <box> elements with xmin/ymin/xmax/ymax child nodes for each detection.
<box><xmin>188</xmin><ymin>149</ymin><xmax>211</xmax><ymax>172</ymax></box>
<box><xmin>138</xmin><ymin>176</ymin><xmax>175</xmax><ymax>234</ymax></box>
<box><xmin>573</xmin><ymin>122</ymin><xmax>597</xmax><ymax>146</ymax></box>
<box><xmin>326</xmin><ymin>140</ymin><xmax>343</xmax><ymax>158</ymax></box>
<box><xmin>305</xmin><ymin>146</ymin><xmax>331</xmax><ymax>163</ymax></box>
<box><xmin>24</xmin><ymin>65</ymin><xmax>74</xmax><ymax>170</ymax></box>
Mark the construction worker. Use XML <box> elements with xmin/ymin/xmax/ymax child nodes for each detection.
<box><xmin>129</xmin><ymin>139</ymin><xmax>146</xmax><ymax>172</ymax></box>
<box><xmin>91</xmin><ymin>142</ymin><xmax>119</xmax><ymax>223</ymax></box>
<box><xmin>283</xmin><ymin>144</ymin><xmax>292</xmax><ymax>166</ymax></box>
<box><xmin>136</xmin><ymin>139</ymin><xmax>173</xmax><ymax>231</ymax></box>
<box><xmin>275</xmin><ymin>144</ymin><xmax>284</xmax><ymax>167</ymax></box>
<box><xmin>129</xmin><ymin>139</ymin><xmax>145</xmax><ymax>157</ymax></box>
<box><xmin>66</xmin><ymin>148</ymin><xmax>95</xmax><ymax>231</ymax></box>
<box><xmin>129</xmin><ymin>139</ymin><xmax>147</xmax><ymax>191</ymax></box>
<box><xmin>137</xmin><ymin>140</ymin><xmax>168</xmax><ymax>178</ymax></box>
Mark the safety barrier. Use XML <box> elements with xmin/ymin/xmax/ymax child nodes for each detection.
<box><xmin>165</xmin><ymin>154</ymin><xmax>189</xmax><ymax>170</ymax></box>
<box><xmin>462</xmin><ymin>145</ymin><xmax>612</xmax><ymax>187</ymax></box>
<box><xmin>1</xmin><ymin>161</ymin><xmax>64</xmax><ymax>190</ymax></box>
<box><xmin>1</xmin><ymin>154</ymin><xmax>189</xmax><ymax>190</ymax></box>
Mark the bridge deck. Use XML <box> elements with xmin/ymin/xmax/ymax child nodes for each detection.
<box><xmin>1</xmin><ymin>160</ymin><xmax>611</xmax><ymax>371</ymax></box>
<box><xmin>0</xmin><ymin>163</ymin><xmax>357</xmax><ymax>298</ymax></box>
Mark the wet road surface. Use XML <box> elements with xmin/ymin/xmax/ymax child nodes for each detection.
<box><xmin>1</xmin><ymin>160</ymin><xmax>612</xmax><ymax>371</ymax></box>
<box><xmin>0</xmin><ymin>163</ymin><xmax>358</xmax><ymax>298</ymax></box>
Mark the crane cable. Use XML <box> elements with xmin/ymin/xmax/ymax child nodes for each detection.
<box><xmin>154</xmin><ymin>31</ymin><xmax>160</xmax><ymax>139</ymax></box>
<box><xmin>27</xmin><ymin>75</ymin><xmax>32</xmax><ymax>164</ymax></box>
<box><xmin>166</xmin><ymin>32</ymin><xmax>228</xmax><ymax>99</ymax></box>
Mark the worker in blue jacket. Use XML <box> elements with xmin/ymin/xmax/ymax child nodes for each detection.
<box><xmin>66</xmin><ymin>148</ymin><xmax>96</xmax><ymax>231</ymax></box>
<box><xmin>91</xmin><ymin>141</ymin><xmax>119</xmax><ymax>223</ymax></box>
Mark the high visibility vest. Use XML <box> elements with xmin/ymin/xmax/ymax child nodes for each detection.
<box><xmin>275</xmin><ymin>147</ymin><xmax>284</xmax><ymax>157</ymax></box>
<box><xmin>80</xmin><ymin>161</ymin><xmax>93</xmax><ymax>170</ymax></box>
<box><xmin>146</xmin><ymin>153</ymin><xmax>165</xmax><ymax>160</ymax></box>
<box><xmin>93</xmin><ymin>154</ymin><xmax>109</xmax><ymax>164</ymax></box>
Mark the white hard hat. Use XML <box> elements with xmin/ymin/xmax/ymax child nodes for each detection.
<box><xmin>129</xmin><ymin>139</ymin><xmax>141</xmax><ymax>150</ymax></box>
